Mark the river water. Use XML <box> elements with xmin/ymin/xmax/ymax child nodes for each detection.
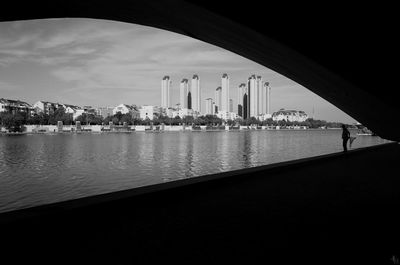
<box><xmin>0</xmin><ymin>129</ymin><xmax>390</xmax><ymax>213</ymax></box>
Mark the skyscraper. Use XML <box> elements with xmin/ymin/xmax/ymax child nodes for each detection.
<box><xmin>261</xmin><ymin>81</ymin><xmax>271</xmax><ymax>114</ymax></box>
<box><xmin>179</xmin><ymin>79</ymin><xmax>189</xmax><ymax>109</ymax></box>
<box><xmin>161</xmin><ymin>76</ymin><xmax>171</xmax><ymax>108</ymax></box>
<box><xmin>248</xmin><ymin>75</ymin><xmax>258</xmax><ymax>118</ymax></box>
<box><xmin>221</xmin><ymin>73</ymin><xmax>230</xmax><ymax>113</ymax></box>
<box><xmin>266</xmin><ymin>82</ymin><xmax>271</xmax><ymax>114</ymax></box>
<box><xmin>215</xmin><ymin>87</ymin><xmax>222</xmax><ymax>113</ymax></box>
<box><xmin>256</xmin><ymin>76</ymin><xmax>263</xmax><ymax>115</ymax></box>
<box><xmin>229</xmin><ymin>99</ymin><xmax>233</xmax><ymax>113</ymax></box>
<box><xmin>205</xmin><ymin>98</ymin><xmax>213</xmax><ymax>115</ymax></box>
<box><xmin>243</xmin><ymin>85</ymin><xmax>249</xmax><ymax>119</ymax></box>
<box><xmin>187</xmin><ymin>91</ymin><xmax>192</xmax><ymax>110</ymax></box>
<box><xmin>191</xmin><ymin>75</ymin><xmax>201</xmax><ymax>113</ymax></box>
<box><xmin>237</xmin><ymin>83</ymin><xmax>246</xmax><ymax>117</ymax></box>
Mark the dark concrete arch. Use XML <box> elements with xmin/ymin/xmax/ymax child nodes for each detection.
<box><xmin>1</xmin><ymin>0</ymin><xmax>398</xmax><ymax>141</ymax></box>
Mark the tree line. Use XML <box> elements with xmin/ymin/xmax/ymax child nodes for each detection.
<box><xmin>1</xmin><ymin>107</ymin><xmax>345</xmax><ymax>132</ymax></box>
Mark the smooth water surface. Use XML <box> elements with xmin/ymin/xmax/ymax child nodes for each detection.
<box><xmin>0</xmin><ymin>130</ymin><xmax>390</xmax><ymax>213</ymax></box>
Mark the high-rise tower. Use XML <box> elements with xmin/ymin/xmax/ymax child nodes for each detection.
<box><xmin>161</xmin><ymin>76</ymin><xmax>171</xmax><ymax>108</ymax></box>
<box><xmin>256</xmin><ymin>76</ymin><xmax>263</xmax><ymax>115</ymax></box>
<box><xmin>179</xmin><ymin>79</ymin><xmax>189</xmax><ymax>109</ymax></box>
<box><xmin>221</xmin><ymin>73</ymin><xmax>230</xmax><ymax>113</ymax></box>
<box><xmin>205</xmin><ymin>98</ymin><xmax>213</xmax><ymax>115</ymax></box>
<box><xmin>248</xmin><ymin>75</ymin><xmax>257</xmax><ymax>118</ymax></box>
<box><xmin>265</xmin><ymin>82</ymin><xmax>271</xmax><ymax>114</ymax></box>
<box><xmin>191</xmin><ymin>75</ymin><xmax>201</xmax><ymax>113</ymax></box>
<box><xmin>215</xmin><ymin>87</ymin><xmax>222</xmax><ymax>113</ymax></box>
<box><xmin>237</xmin><ymin>83</ymin><xmax>246</xmax><ymax>117</ymax></box>
<box><xmin>243</xmin><ymin>85</ymin><xmax>249</xmax><ymax>119</ymax></box>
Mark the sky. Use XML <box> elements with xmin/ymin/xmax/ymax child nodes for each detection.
<box><xmin>0</xmin><ymin>18</ymin><xmax>357</xmax><ymax>123</ymax></box>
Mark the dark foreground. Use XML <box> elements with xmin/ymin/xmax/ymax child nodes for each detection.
<box><xmin>1</xmin><ymin>143</ymin><xmax>399</xmax><ymax>264</ymax></box>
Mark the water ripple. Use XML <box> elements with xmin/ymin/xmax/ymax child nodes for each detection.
<box><xmin>0</xmin><ymin>131</ymin><xmax>390</xmax><ymax>213</ymax></box>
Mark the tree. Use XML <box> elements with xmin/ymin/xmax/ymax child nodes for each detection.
<box><xmin>0</xmin><ymin>112</ymin><xmax>26</xmax><ymax>132</ymax></box>
<box><xmin>120</xmin><ymin>114</ymin><xmax>133</xmax><ymax>125</ymax></box>
<box><xmin>111</xmin><ymin>117</ymin><xmax>119</xmax><ymax>125</ymax></box>
<box><xmin>172</xmin><ymin>116</ymin><xmax>182</xmax><ymax>125</ymax></box>
<box><xmin>182</xmin><ymin>115</ymin><xmax>194</xmax><ymax>125</ymax></box>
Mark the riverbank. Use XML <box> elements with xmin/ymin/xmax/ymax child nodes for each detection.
<box><xmin>1</xmin><ymin>124</ymin><xmax>342</xmax><ymax>135</ymax></box>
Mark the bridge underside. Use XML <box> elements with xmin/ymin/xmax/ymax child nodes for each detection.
<box><xmin>1</xmin><ymin>2</ymin><xmax>399</xmax><ymax>264</ymax></box>
<box><xmin>1</xmin><ymin>0</ymin><xmax>399</xmax><ymax>141</ymax></box>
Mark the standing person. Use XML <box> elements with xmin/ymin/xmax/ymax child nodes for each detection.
<box><xmin>341</xmin><ymin>124</ymin><xmax>350</xmax><ymax>152</ymax></box>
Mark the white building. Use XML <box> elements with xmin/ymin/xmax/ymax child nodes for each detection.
<box><xmin>248</xmin><ymin>75</ymin><xmax>258</xmax><ymax>118</ymax></box>
<box><xmin>205</xmin><ymin>98</ymin><xmax>214</xmax><ymax>115</ymax></box>
<box><xmin>179</xmin><ymin>79</ymin><xmax>189</xmax><ymax>109</ymax></box>
<box><xmin>139</xmin><ymin>105</ymin><xmax>161</xmax><ymax>120</ymax></box>
<box><xmin>96</xmin><ymin>107</ymin><xmax>114</xmax><ymax>119</ymax></box>
<box><xmin>63</xmin><ymin>104</ymin><xmax>81</xmax><ymax>115</ymax></box>
<box><xmin>191</xmin><ymin>75</ymin><xmax>201</xmax><ymax>113</ymax></box>
<box><xmin>221</xmin><ymin>73</ymin><xmax>230</xmax><ymax>113</ymax></box>
<box><xmin>258</xmin><ymin>113</ymin><xmax>272</xmax><ymax>121</ymax></box>
<box><xmin>33</xmin><ymin>100</ymin><xmax>63</xmax><ymax>115</ymax></box>
<box><xmin>215</xmin><ymin>87</ymin><xmax>222</xmax><ymax>113</ymax></box>
<box><xmin>171</xmin><ymin>108</ymin><xmax>195</xmax><ymax>119</ymax></box>
<box><xmin>73</xmin><ymin>109</ymin><xmax>85</xmax><ymax>120</ymax></box>
<box><xmin>263</xmin><ymin>82</ymin><xmax>271</xmax><ymax>115</ymax></box>
<box><xmin>237</xmin><ymin>83</ymin><xmax>246</xmax><ymax>117</ymax></box>
<box><xmin>0</xmin><ymin>98</ymin><xmax>34</xmax><ymax>115</ymax></box>
<box><xmin>256</xmin><ymin>76</ymin><xmax>263</xmax><ymax>116</ymax></box>
<box><xmin>216</xmin><ymin>111</ymin><xmax>238</xmax><ymax>121</ymax></box>
<box><xmin>272</xmin><ymin>109</ymin><xmax>308</xmax><ymax>122</ymax></box>
<box><xmin>113</xmin><ymin>104</ymin><xmax>134</xmax><ymax>115</ymax></box>
<box><xmin>161</xmin><ymin>76</ymin><xmax>171</xmax><ymax>108</ymax></box>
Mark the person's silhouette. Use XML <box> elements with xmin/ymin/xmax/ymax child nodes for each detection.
<box><xmin>341</xmin><ymin>124</ymin><xmax>350</xmax><ymax>152</ymax></box>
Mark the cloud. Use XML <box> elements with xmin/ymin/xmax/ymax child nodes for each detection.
<box><xmin>0</xmin><ymin>81</ymin><xmax>21</xmax><ymax>92</ymax></box>
<box><xmin>0</xmin><ymin>18</ymin><xmax>357</xmax><ymax>122</ymax></box>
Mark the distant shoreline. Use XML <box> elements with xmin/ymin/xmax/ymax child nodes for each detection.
<box><xmin>0</xmin><ymin>127</ymin><xmax>348</xmax><ymax>136</ymax></box>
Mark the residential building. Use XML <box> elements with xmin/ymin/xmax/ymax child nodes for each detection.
<box><xmin>63</xmin><ymin>104</ymin><xmax>81</xmax><ymax>115</ymax></box>
<box><xmin>191</xmin><ymin>75</ymin><xmax>201</xmax><ymax>113</ymax></box>
<box><xmin>171</xmin><ymin>108</ymin><xmax>195</xmax><ymax>119</ymax></box>
<box><xmin>265</xmin><ymin>82</ymin><xmax>271</xmax><ymax>115</ymax></box>
<box><xmin>187</xmin><ymin>91</ymin><xmax>192</xmax><ymax>110</ymax></box>
<box><xmin>216</xmin><ymin>111</ymin><xmax>238</xmax><ymax>121</ymax></box>
<box><xmin>205</xmin><ymin>98</ymin><xmax>214</xmax><ymax>115</ymax></box>
<box><xmin>237</xmin><ymin>83</ymin><xmax>246</xmax><ymax>117</ymax></box>
<box><xmin>73</xmin><ymin>109</ymin><xmax>85</xmax><ymax>120</ymax></box>
<box><xmin>33</xmin><ymin>100</ymin><xmax>62</xmax><ymax>115</ymax></box>
<box><xmin>161</xmin><ymin>76</ymin><xmax>171</xmax><ymax>108</ymax></box>
<box><xmin>113</xmin><ymin>104</ymin><xmax>134</xmax><ymax>115</ymax></box>
<box><xmin>96</xmin><ymin>107</ymin><xmax>114</xmax><ymax>119</ymax></box>
<box><xmin>256</xmin><ymin>76</ymin><xmax>263</xmax><ymax>115</ymax></box>
<box><xmin>272</xmin><ymin>109</ymin><xmax>308</xmax><ymax>122</ymax></box>
<box><xmin>0</xmin><ymin>98</ymin><xmax>34</xmax><ymax>115</ymax></box>
<box><xmin>221</xmin><ymin>73</ymin><xmax>229</xmax><ymax>113</ymax></box>
<box><xmin>215</xmin><ymin>86</ymin><xmax>222</xmax><ymax>113</ymax></box>
<box><xmin>248</xmin><ymin>75</ymin><xmax>257</xmax><ymax>118</ymax></box>
<box><xmin>180</xmin><ymin>79</ymin><xmax>189</xmax><ymax>109</ymax></box>
<box><xmin>139</xmin><ymin>105</ymin><xmax>161</xmax><ymax>120</ymax></box>
<box><xmin>243</xmin><ymin>86</ymin><xmax>249</xmax><ymax>119</ymax></box>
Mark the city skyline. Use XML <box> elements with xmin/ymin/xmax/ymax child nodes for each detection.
<box><xmin>0</xmin><ymin>18</ymin><xmax>357</xmax><ymax>123</ymax></box>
